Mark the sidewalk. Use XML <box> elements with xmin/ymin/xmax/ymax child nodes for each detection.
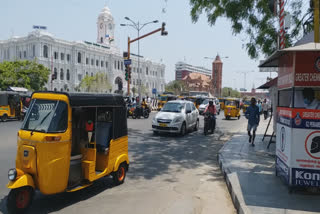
<box><xmin>218</xmin><ymin>117</ymin><xmax>320</xmax><ymax>214</ymax></box>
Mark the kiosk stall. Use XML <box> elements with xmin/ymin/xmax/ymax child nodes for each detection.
<box><xmin>260</xmin><ymin>43</ymin><xmax>320</xmax><ymax>189</ymax></box>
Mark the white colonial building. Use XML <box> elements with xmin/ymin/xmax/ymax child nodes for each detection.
<box><xmin>0</xmin><ymin>6</ymin><xmax>166</xmax><ymax>95</ymax></box>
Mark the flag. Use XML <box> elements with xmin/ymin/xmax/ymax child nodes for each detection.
<box><xmin>105</xmin><ymin>34</ymin><xmax>109</xmax><ymax>38</ymax></box>
<box><xmin>109</xmin><ymin>37</ymin><xmax>114</xmax><ymax>43</ymax></box>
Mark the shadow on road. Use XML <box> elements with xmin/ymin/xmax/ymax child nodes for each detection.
<box><xmin>0</xmin><ymin>177</ymin><xmax>117</xmax><ymax>214</ymax></box>
<box><xmin>127</xmin><ymin>126</ymin><xmax>225</xmax><ymax>181</ymax></box>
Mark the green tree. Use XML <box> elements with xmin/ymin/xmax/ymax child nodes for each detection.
<box><xmin>190</xmin><ymin>0</ymin><xmax>313</xmax><ymax>59</ymax></box>
<box><xmin>0</xmin><ymin>60</ymin><xmax>50</xmax><ymax>91</ymax></box>
<box><xmin>79</xmin><ymin>72</ymin><xmax>112</xmax><ymax>92</ymax></box>
<box><xmin>165</xmin><ymin>80</ymin><xmax>188</xmax><ymax>95</ymax></box>
<box><xmin>140</xmin><ymin>84</ymin><xmax>148</xmax><ymax>96</ymax></box>
<box><xmin>132</xmin><ymin>87</ymin><xmax>137</xmax><ymax>96</ymax></box>
<box><xmin>222</xmin><ymin>87</ymin><xmax>240</xmax><ymax>98</ymax></box>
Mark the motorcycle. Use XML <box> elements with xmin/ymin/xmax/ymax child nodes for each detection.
<box><xmin>133</xmin><ymin>106</ymin><xmax>149</xmax><ymax>119</ymax></box>
<box><xmin>204</xmin><ymin>112</ymin><xmax>216</xmax><ymax>135</ymax></box>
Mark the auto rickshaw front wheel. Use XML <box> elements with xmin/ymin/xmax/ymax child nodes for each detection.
<box><xmin>7</xmin><ymin>186</ymin><xmax>34</xmax><ymax>214</ymax></box>
<box><xmin>112</xmin><ymin>163</ymin><xmax>127</xmax><ymax>186</ymax></box>
<box><xmin>1</xmin><ymin>114</ymin><xmax>8</xmax><ymax>122</ymax></box>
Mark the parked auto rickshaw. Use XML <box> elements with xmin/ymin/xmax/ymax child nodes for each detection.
<box><xmin>242</xmin><ymin>100</ymin><xmax>251</xmax><ymax>113</ymax></box>
<box><xmin>157</xmin><ymin>94</ymin><xmax>176</xmax><ymax>110</ymax></box>
<box><xmin>6</xmin><ymin>92</ymin><xmax>129</xmax><ymax>213</ymax></box>
<box><xmin>224</xmin><ymin>98</ymin><xmax>241</xmax><ymax>120</ymax></box>
<box><xmin>0</xmin><ymin>91</ymin><xmax>22</xmax><ymax>122</ymax></box>
<box><xmin>219</xmin><ymin>98</ymin><xmax>226</xmax><ymax>110</ymax></box>
<box><xmin>186</xmin><ymin>96</ymin><xmax>206</xmax><ymax>109</ymax></box>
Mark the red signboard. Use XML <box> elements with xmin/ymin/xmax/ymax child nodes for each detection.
<box><xmin>295</xmin><ymin>52</ymin><xmax>320</xmax><ymax>87</ymax></box>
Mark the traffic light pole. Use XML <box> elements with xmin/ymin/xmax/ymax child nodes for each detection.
<box><xmin>126</xmin><ymin>26</ymin><xmax>165</xmax><ymax>97</ymax></box>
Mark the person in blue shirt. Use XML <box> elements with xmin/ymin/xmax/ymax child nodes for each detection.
<box><xmin>245</xmin><ymin>98</ymin><xmax>260</xmax><ymax>146</ymax></box>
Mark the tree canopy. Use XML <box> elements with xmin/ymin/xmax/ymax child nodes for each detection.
<box><xmin>165</xmin><ymin>80</ymin><xmax>188</xmax><ymax>95</ymax></box>
<box><xmin>222</xmin><ymin>87</ymin><xmax>241</xmax><ymax>98</ymax></box>
<box><xmin>190</xmin><ymin>0</ymin><xmax>313</xmax><ymax>59</ymax></box>
<box><xmin>79</xmin><ymin>72</ymin><xmax>112</xmax><ymax>93</ymax></box>
<box><xmin>0</xmin><ymin>60</ymin><xmax>50</xmax><ymax>91</ymax></box>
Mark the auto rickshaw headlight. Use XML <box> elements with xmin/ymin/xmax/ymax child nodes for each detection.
<box><xmin>8</xmin><ymin>168</ymin><xmax>17</xmax><ymax>181</ymax></box>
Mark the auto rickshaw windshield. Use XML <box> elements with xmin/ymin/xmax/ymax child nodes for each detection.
<box><xmin>21</xmin><ymin>99</ymin><xmax>68</xmax><ymax>133</ymax></box>
<box><xmin>225</xmin><ymin>100</ymin><xmax>236</xmax><ymax>106</ymax></box>
<box><xmin>160</xmin><ymin>96</ymin><xmax>168</xmax><ymax>101</ymax></box>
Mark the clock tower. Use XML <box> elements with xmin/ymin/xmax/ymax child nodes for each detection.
<box><xmin>97</xmin><ymin>5</ymin><xmax>115</xmax><ymax>45</ymax></box>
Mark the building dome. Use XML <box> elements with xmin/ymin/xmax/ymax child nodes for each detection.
<box><xmin>99</xmin><ymin>5</ymin><xmax>112</xmax><ymax>18</ymax></box>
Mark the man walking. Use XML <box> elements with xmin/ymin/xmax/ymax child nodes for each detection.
<box><xmin>262</xmin><ymin>99</ymin><xmax>269</xmax><ymax>120</ymax></box>
<box><xmin>245</xmin><ymin>98</ymin><xmax>260</xmax><ymax>147</ymax></box>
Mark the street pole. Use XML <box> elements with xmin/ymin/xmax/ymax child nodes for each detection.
<box><xmin>314</xmin><ymin>0</ymin><xmax>319</xmax><ymax>43</ymax></box>
<box><xmin>137</xmin><ymin>22</ymin><xmax>141</xmax><ymax>103</ymax></box>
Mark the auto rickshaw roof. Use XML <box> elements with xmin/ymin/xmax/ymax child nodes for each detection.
<box><xmin>33</xmin><ymin>92</ymin><xmax>125</xmax><ymax>107</ymax></box>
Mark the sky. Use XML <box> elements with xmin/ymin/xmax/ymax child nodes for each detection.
<box><xmin>0</xmin><ymin>0</ymin><xmax>278</xmax><ymax>91</ymax></box>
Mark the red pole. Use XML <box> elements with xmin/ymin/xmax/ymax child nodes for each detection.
<box><xmin>279</xmin><ymin>0</ymin><xmax>285</xmax><ymax>49</ymax></box>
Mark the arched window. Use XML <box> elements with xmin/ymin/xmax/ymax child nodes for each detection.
<box><xmin>96</xmin><ymin>60</ymin><xmax>99</xmax><ymax>66</ymax></box>
<box><xmin>60</xmin><ymin>88</ymin><xmax>63</xmax><ymax>92</ymax></box>
<box><xmin>66</xmin><ymin>69</ymin><xmax>70</xmax><ymax>81</ymax></box>
<box><xmin>118</xmin><ymin>61</ymin><xmax>120</xmax><ymax>70</ymax></box>
<box><xmin>32</xmin><ymin>45</ymin><xmax>36</xmax><ymax>57</ymax></box>
<box><xmin>54</xmin><ymin>88</ymin><xmax>57</xmax><ymax>91</ymax></box>
<box><xmin>91</xmin><ymin>72</ymin><xmax>93</xmax><ymax>77</ymax></box>
<box><xmin>114</xmin><ymin>61</ymin><xmax>116</xmax><ymax>69</ymax></box>
<box><xmin>100</xmin><ymin>37</ymin><xmax>103</xmax><ymax>43</ymax></box>
<box><xmin>60</xmin><ymin>68</ymin><xmax>64</xmax><ymax>80</ymax></box>
<box><xmin>146</xmin><ymin>67</ymin><xmax>149</xmax><ymax>75</ymax></box>
<box><xmin>43</xmin><ymin>45</ymin><xmax>48</xmax><ymax>58</ymax></box>
<box><xmin>54</xmin><ymin>68</ymin><xmax>58</xmax><ymax>80</ymax></box>
<box><xmin>77</xmin><ymin>52</ymin><xmax>81</xmax><ymax>63</ymax></box>
<box><xmin>86</xmin><ymin>72</ymin><xmax>88</xmax><ymax>76</ymax></box>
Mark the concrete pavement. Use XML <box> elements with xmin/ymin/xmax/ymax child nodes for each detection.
<box><xmin>218</xmin><ymin>116</ymin><xmax>320</xmax><ymax>214</ymax></box>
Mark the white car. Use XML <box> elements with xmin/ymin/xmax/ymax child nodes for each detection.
<box><xmin>152</xmin><ymin>100</ymin><xmax>199</xmax><ymax>135</ymax></box>
<box><xmin>198</xmin><ymin>98</ymin><xmax>220</xmax><ymax>115</ymax></box>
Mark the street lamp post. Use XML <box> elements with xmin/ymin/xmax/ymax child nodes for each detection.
<box><xmin>121</xmin><ymin>18</ymin><xmax>158</xmax><ymax>103</ymax></box>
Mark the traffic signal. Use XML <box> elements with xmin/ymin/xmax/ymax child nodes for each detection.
<box><xmin>125</xmin><ymin>65</ymin><xmax>129</xmax><ymax>81</ymax></box>
<box><xmin>128</xmin><ymin>68</ymin><xmax>131</xmax><ymax>79</ymax></box>
<box><xmin>161</xmin><ymin>22</ymin><xmax>168</xmax><ymax>36</ymax></box>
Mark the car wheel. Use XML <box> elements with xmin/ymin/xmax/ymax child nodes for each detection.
<box><xmin>112</xmin><ymin>163</ymin><xmax>127</xmax><ymax>185</ymax></box>
<box><xmin>194</xmin><ymin>120</ymin><xmax>199</xmax><ymax>131</ymax></box>
<box><xmin>180</xmin><ymin>122</ymin><xmax>186</xmax><ymax>136</ymax></box>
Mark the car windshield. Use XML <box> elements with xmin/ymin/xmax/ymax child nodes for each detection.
<box><xmin>202</xmin><ymin>99</ymin><xmax>209</xmax><ymax>105</ymax></box>
<box><xmin>21</xmin><ymin>99</ymin><xmax>68</xmax><ymax>133</ymax></box>
<box><xmin>161</xmin><ymin>103</ymin><xmax>184</xmax><ymax>112</ymax></box>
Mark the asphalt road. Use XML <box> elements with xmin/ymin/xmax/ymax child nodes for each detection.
<box><xmin>0</xmin><ymin>111</ymin><xmax>247</xmax><ymax>214</ymax></box>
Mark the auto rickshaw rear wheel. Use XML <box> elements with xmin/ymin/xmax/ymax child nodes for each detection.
<box><xmin>113</xmin><ymin>163</ymin><xmax>127</xmax><ymax>185</ymax></box>
<box><xmin>7</xmin><ymin>186</ymin><xmax>34</xmax><ymax>214</ymax></box>
<box><xmin>1</xmin><ymin>114</ymin><xmax>8</xmax><ymax>122</ymax></box>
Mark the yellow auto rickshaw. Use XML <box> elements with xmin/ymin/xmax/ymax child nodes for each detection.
<box><xmin>0</xmin><ymin>91</ymin><xmax>23</xmax><ymax>122</ymax></box>
<box><xmin>219</xmin><ymin>98</ymin><xmax>226</xmax><ymax>110</ymax></box>
<box><xmin>6</xmin><ymin>92</ymin><xmax>129</xmax><ymax>213</ymax></box>
<box><xmin>157</xmin><ymin>94</ymin><xmax>176</xmax><ymax>110</ymax></box>
<box><xmin>224</xmin><ymin>98</ymin><xmax>241</xmax><ymax>120</ymax></box>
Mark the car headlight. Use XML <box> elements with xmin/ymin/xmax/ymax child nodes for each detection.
<box><xmin>174</xmin><ymin>117</ymin><xmax>183</xmax><ymax>123</ymax></box>
<box><xmin>8</xmin><ymin>168</ymin><xmax>17</xmax><ymax>181</ymax></box>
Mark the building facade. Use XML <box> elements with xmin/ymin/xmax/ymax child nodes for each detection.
<box><xmin>175</xmin><ymin>61</ymin><xmax>211</xmax><ymax>81</ymax></box>
<box><xmin>212</xmin><ymin>55</ymin><xmax>223</xmax><ymax>97</ymax></box>
<box><xmin>0</xmin><ymin>6</ymin><xmax>166</xmax><ymax>95</ymax></box>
